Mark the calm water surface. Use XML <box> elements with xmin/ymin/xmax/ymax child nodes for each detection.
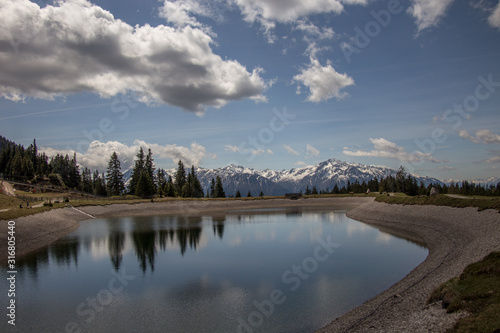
<box><xmin>1</xmin><ymin>207</ymin><xmax>428</xmax><ymax>333</ymax></box>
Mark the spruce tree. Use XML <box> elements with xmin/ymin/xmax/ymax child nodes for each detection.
<box><xmin>175</xmin><ymin>160</ymin><xmax>186</xmax><ymax>196</ymax></box>
<box><xmin>214</xmin><ymin>176</ymin><xmax>225</xmax><ymax>198</ymax></box>
<box><xmin>106</xmin><ymin>152</ymin><xmax>125</xmax><ymax>196</ymax></box>
<box><xmin>235</xmin><ymin>190</ymin><xmax>241</xmax><ymax>198</ymax></box>
<box><xmin>145</xmin><ymin>149</ymin><xmax>156</xmax><ymax>192</ymax></box>
<box><xmin>129</xmin><ymin>147</ymin><xmax>145</xmax><ymax>194</ymax></box>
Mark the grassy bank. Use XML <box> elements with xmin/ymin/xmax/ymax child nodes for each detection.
<box><xmin>0</xmin><ymin>193</ymin><xmax>293</xmax><ymax>220</ymax></box>
<box><xmin>376</xmin><ymin>194</ymin><xmax>500</xmax><ymax>212</ymax></box>
<box><xmin>429</xmin><ymin>252</ymin><xmax>500</xmax><ymax>332</ymax></box>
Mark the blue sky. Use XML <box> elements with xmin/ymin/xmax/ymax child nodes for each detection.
<box><xmin>1</xmin><ymin>0</ymin><xmax>500</xmax><ymax>181</ymax></box>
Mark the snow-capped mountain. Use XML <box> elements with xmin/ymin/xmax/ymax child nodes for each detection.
<box><xmin>443</xmin><ymin>177</ymin><xmax>500</xmax><ymax>187</ymax></box>
<box><xmin>124</xmin><ymin>158</ymin><xmax>443</xmax><ymax>196</ymax></box>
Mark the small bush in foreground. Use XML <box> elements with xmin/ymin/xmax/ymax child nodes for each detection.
<box><xmin>429</xmin><ymin>252</ymin><xmax>500</xmax><ymax>332</ymax></box>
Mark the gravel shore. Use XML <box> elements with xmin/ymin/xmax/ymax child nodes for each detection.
<box><xmin>318</xmin><ymin>200</ymin><xmax>500</xmax><ymax>333</ymax></box>
<box><xmin>1</xmin><ymin>197</ymin><xmax>499</xmax><ymax>332</ymax></box>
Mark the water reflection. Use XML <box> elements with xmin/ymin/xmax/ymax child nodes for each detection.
<box><xmin>16</xmin><ymin>215</ymin><xmax>226</xmax><ymax>274</ymax></box>
<box><xmin>3</xmin><ymin>208</ymin><xmax>429</xmax><ymax>333</ymax></box>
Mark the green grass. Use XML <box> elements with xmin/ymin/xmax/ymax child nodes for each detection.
<box><xmin>429</xmin><ymin>252</ymin><xmax>500</xmax><ymax>332</ymax></box>
<box><xmin>375</xmin><ymin>194</ymin><xmax>500</xmax><ymax>212</ymax></box>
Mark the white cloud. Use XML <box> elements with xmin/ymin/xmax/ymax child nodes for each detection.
<box><xmin>0</xmin><ymin>0</ymin><xmax>268</xmax><ymax>112</ymax></box>
<box><xmin>306</xmin><ymin>144</ymin><xmax>320</xmax><ymax>157</ymax></box>
<box><xmin>284</xmin><ymin>145</ymin><xmax>300</xmax><ymax>156</ymax></box>
<box><xmin>408</xmin><ymin>0</ymin><xmax>455</xmax><ymax>32</ymax></box>
<box><xmin>225</xmin><ymin>145</ymin><xmax>240</xmax><ymax>153</ymax></box>
<box><xmin>488</xmin><ymin>2</ymin><xmax>500</xmax><ymax>29</ymax></box>
<box><xmin>232</xmin><ymin>0</ymin><xmax>366</xmax><ymax>23</ymax></box>
<box><xmin>160</xmin><ymin>0</ymin><xmax>227</xmax><ymax>28</ymax></box>
<box><xmin>295</xmin><ymin>20</ymin><xmax>335</xmax><ymax>39</ymax></box>
<box><xmin>231</xmin><ymin>0</ymin><xmax>365</xmax><ymax>42</ymax></box>
<box><xmin>41</xmin><ymin>140</ymin><xmax>214</xmax><ymax>172</ymax></box>
<box><xmin>295</xmin><ymin>161</ymin><xmax>308</xmax><ymax>167</ymax></box>
<box><xmin>459</xmin><ymin>129</ymin><xmax>500</xmax><ymax>144</ymax></box>
<box><xmin>343</xmin><ymin>138</ymin><xmax>445</xmax><ymax>164</ymax></box>
<box><xmin>224</xmin><ymin>144</ymin><xmax>273</xmax><ymax>157</ymax></box>
<box><xmin>293</xmin><ymin>58</ymin><xmax>355</xmax><ymax>103</ymax></box>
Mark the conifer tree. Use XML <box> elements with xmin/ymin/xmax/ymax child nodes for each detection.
<box><xmin>235</xmin><ymin>190</ymin><xmax>241</xmax><ymax>198</ymax></box>
<box><xmin>166</xmin><ymin>175</ymin><xmax>175</xmax><ymax>197</ymax></box>
<box><xmin>145</xmin><ymin>149</ymin><xmax>156</xmax><ymax>192</ymax></box>
<box><xmin>106</xmin><ymin>152</ymin><xmax>125</xmax><ymax>196</ymax></box>
<box><xmin>175</xmin><ymin>160</ymin><xmax>186</xmax><ymax>196</ymax></box>
<box><xmin>80</xmin><ymin>167</ymin><xmax>93</xmax><ymax>194</ymax></box>
<box><xmin>129</xmin><ymin>147</ymin><xmax>145</xmax><ymax>194</ymax></box>
<box><xmin>247</xmin><ymin>191</ymin><xmax>252</xmax><ymax>197</ymax></box>
<box><xmin>214</xmin><ymin>176</ymin><xmax>225</xmax><ymax>198</ymax></box>
<box><xmin>210</xmin><ymin>178</ymin><xmax>215</xmax><ymax>198</ymax></box>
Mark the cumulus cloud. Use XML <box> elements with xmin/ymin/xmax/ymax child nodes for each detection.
<box><xmin>293</xmin><ymin>58</ymin><xmax>355</xmax><ymax>103</ymax></box>
<box><xmin>408</xmin><ymin>0</ymin><xmax>455</xmax><ymax>32</ymax></box>
<box><xmin>231</xmin><ymin>0</ymin><xmax>365</xmax><ymax>42</ymax></box>
<box><xmin>284</xmin><ymin>145</ymin><xmax>300</xmax><ymax>156</ymax></box>
<box><xmin>160</xmin><ymin>0</ymin><xmax>227</xmax><ymax>28</ymax></box>
<box><xmin>41</xmin><ymin>140</ymin><xmax>214</xmax><ymax>171</ymax></box>
<box><xmin>232</xmin><ymin>0</ymin><xmax>366</xmax><ymax>23</ymax></box>
<box><xmin>459</xmin><ymin>129</ymin><xmax>500</xmax><ymax>144</ymax></box>
<box><xmin>306</xmin><ymin>144</ymin><xmax>320</xmax><ymax>157</ymax></box>
<box><xmin>295</xmin><ymin>20</ymin><xmax>335</xmax><ymax>40</ymax></box>
<box><xmin>0</xmin><ymin>0</ymin><xmax>268</xmax><ymax>112</ymax></box>
<box><xmin>343</xmin><ymin>138</ymin><xmax>445</xmax><ymax>164</ymax></box>
<box><xmin>488</xmin><ymin>2</ymin><xmax>500</xmax><ymax>29</ymax></box>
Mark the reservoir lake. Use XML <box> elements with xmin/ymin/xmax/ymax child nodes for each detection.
<box><xmin>1</xmin><ymin>207</ymin><xmax>428</xmax><ymax>333</ymax></box>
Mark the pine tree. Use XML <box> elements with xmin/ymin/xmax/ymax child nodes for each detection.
<box><xmin>135</xmin><ymin>169</ymin><xmax>154</xmax><ymax>198</ymax></box>
<box><xmin>80</xmin><ymin>167</ymin><xmax>93</xmax><ymax>194</ymax></box>
<box><xmin>259</xmin><ymin>191</ymin><xmax>264</xmax><ymax>197</ymax></box>
<box><xmin>166</xmin><ymin>176</ymin><xmax>175</xmax><ymax>197</ymax></box>
<box><xmin>129</xmin><ymin>147</ymin><xmax>145</xmax><ymax>194</ymax></box>
<box><xmin>157</xmin><ymin>169</ymin><xmax>167</xmax><ymax>197</ymax></box>
<box><xmin>214</xmin><ymin>176</ymin><xmax>225</xmax><ymax>198</ymax></box>
<box><xmin>106</xmin><ymin>152</ymin><xmax>125</xmax><ymax>196</ymax></box>
<box><xmin>175</xmin><ymin>160</ymin><xmax>186</xmax><ymax>196</ymax></box>
<box><xmin>145</xmin><ymin>149</ymin><xmax>156</xmax><ymax>193</ymax></box>
<box><xmin>235</xmin><ymin>190</ymin><xmax>241</xmax><ymax>198</ymax></box>
<box><xmin>247</xmin><ymin>191</ymin><xmax>252</xmax><ymax>197</ymax></box>
<box><xmin>93</xmin><ymin>170</ymin><xmax>107</xmax><ymax>196</ymax></box>
<box><xmin>210</xmin><ymin>178</ymin><xmax>215</xmax><ymax>198</ymax></box>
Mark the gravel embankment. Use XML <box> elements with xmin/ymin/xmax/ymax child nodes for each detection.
<box><xmin>317</xmin><ymin>200</ymin><xmax>500</xmax><ymax>333</ymax></box>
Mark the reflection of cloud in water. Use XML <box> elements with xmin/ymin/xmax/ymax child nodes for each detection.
<box><xmin>89</xmin><ymin>237</ymin><xmax>109</xmax><ymax>260</ymax></box>
<box><xmin>345</xmin><ymin>221</ymin><xmax>371</xmax><ymax>237</ymax></box>
<box><xmin>375</xmin><ymin>232</ymin><xmax>392</xmax><ymax>244</ymax></box>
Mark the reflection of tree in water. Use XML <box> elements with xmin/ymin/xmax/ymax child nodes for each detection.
<box><xmin>176</xmin><ymin>226</ymin><xmax>202</xmax><ymax>256</ymax></box>
<box><xmin>49</xmin><ymin>237</ymin><xmax>79</xmax><ymax>267</ymax></box>
<box><xmin>212</xmin><ymin>216</ymin><xmax>226</xmax><ymax>240</ymax></box>
<box><xmin>108</xmin><ymin>231</ymin><xmax>125</xmax><ymax>272</ymax></box>
<box><xmin>132</xmin><ymin>231</ymin><xmax>156</xmax><ymax>274</ymax></box>
<box><xmin>16</xmin><ymin>247</ymin><xmax>50</xmax><ymax>280</ymax></box>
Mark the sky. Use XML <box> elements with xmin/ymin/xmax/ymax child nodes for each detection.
<box><xmin>0</xmin><ymin>0</ymin><xmax>499</xmax><ymax>181</ymax></box>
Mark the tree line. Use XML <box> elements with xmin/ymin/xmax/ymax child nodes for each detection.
<box><xmin>304</xmin><ymin>166</ymin><xmax>500</xmax><ymax>197</ymax></box>
<box><xmin>0</xmin><ymin>136</ymin><xmax>226</xmax><ymax>199</ymax></box>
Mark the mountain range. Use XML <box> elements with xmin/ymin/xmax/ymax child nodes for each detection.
<box><xmin>124</xmin><ymin>158</ymin><xmax>444</xmax><ymax>196</ymax></box>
